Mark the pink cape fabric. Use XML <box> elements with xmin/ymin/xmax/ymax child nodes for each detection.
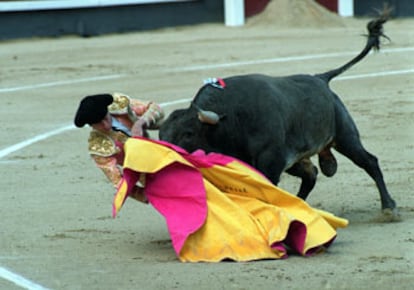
<box><xmin>113</xmin><ymin>137</ymin><xmax>348</xmax><ymax>260</ymax></box>
<box><xmin>118</xmin><ymin>139</ymin><xmax>239</xmax><ymax>253</ymax></box>
<box><xmin>117</xmin><ymin>138</ymin><xmax>268</xmax><ymax>254</ymax></box>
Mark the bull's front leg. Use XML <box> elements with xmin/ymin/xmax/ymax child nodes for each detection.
<box><xmin>286</xmin><ymin>158</ymin><xmax>318</xmax><ymax>199</ymax></box>
<box><xmin>253</xmin><ymin>151</ymin><xmax>287</xmax><ymax>188</ymax></box>
<box><xmin>254</xmin><ymin>152</ymin><xmax>317</xmax><ymax>199</ymax></box>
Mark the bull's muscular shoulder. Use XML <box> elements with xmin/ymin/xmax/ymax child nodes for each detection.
<box><xmin>88</xmin><ymin>130</ymin><xmax>119</xmax><ymax>157</ymax></box>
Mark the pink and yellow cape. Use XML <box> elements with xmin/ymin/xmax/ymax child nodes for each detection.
<box><xmin>113</xmin><ymin>137</ymin><xmax>348</xmax><ymax>262</ymax></box>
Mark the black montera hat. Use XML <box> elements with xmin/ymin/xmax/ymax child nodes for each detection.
<box><xmin>74</xmin><ymin>94</ymin><xmax>114</xmax><ymax>127</ymax></box>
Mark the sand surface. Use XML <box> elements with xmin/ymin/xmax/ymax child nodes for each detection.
<box><xmin>1</xmin><ymin>1</ymin><xmax>413</xmax><ymax>289</ymax></box>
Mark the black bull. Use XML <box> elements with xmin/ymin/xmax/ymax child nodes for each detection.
<box><xmin>159</xmin><ymin>16</ymin><xmax>399</xmax><ymax>221</ymax></box>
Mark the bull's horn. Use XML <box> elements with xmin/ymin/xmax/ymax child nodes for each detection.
<box><xmin>192</xmin><ymin>103</ymin><xmax>220</xmax><ymax>125</ymax></box>
<box><xmin>198</xmin><ymin>110</ymin><xmax>220</xmax><ymax>125</ymax></box>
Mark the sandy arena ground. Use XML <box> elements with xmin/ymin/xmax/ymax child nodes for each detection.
<box><xmin>0</xmin><ymin>6</ymin><xmax>413</xmax><ymax>290</ymax></box>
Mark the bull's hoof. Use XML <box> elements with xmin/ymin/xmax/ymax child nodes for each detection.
<box><xmin>377</xmin><ymin>208</ymin><xmax>402</xmax><ymax>222</ymax></box>
<box><xmin>319</xmin><ymin>157</ymin><xmax>337</xmax><ymax>177</ymax></box>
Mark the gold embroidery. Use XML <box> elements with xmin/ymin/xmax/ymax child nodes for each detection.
<box><xmin>88</xmin><ymin>130</ymin><xmax>119</xmax><ymax>157</ymax></box>
<box><xmin>111</xmin><ymin>130</ymin><xmax>128</xmax><ymax>144</ymax></box>
<box><xmin>108</xmin><ymin>92</ymin><xmax>131</xmax><ymax>114</ymax></box>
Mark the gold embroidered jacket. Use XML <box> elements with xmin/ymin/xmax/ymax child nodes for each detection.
<box><xmin>87</xmin><ymin>93</ymin><xmax>164</xmax><ymax>201</ymax></box>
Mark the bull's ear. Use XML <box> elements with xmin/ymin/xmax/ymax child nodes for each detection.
<box><xmin>198</xmin><ymin>110</ymin><xmax>220</xmax><ymax>125</ymax></box>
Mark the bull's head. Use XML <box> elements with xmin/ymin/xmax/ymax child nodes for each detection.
<box><xmin>158</xmin><ymin>103</ymin><xmax>222</xmax><ymax>153</ymax></box>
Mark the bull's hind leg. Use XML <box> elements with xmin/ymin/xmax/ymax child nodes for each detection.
<box><xmin>334</xmin><ymin>138</ymin><xmax>400</xmax><ymax>221</ymax></box>
<box><xmin>286</xmin><ymin>158</ymin><xmax>318</xmax><ymax>200</ymax></box>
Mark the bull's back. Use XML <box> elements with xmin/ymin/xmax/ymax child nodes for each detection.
<box><xmin>195</xmin><ymin>73</ymin><xmax>336</xmax><ymax>160</ymax></box>
<box><xmin>207</xmin><ymin>73</ymin><xmax>335</xmax><ymax>129</ymax></box>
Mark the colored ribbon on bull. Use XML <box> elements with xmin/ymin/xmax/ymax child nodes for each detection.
<box><xmin>203</xmin><ymin>77</ymin><xmax>226</xmax><ymax>89</ymax></box>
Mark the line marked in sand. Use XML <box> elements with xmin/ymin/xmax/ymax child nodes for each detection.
<box><xmin>0</xmin><ymin>267</ymin><xmax>51</xmax><ymax>290</ymax></box>
<box><xmin>0</xmin><ymin>47</ymin><xmax>412</xmax><ymax>93</ymax></box>
<box><xmin>336</xmin><ymin>68</ymin><xmax>414</xmax><ymax>81</ymax></box>
<box><xmin>0</xmin><ymin>99</ymin><xmax>194</xmax><ymax>160</ymax></box>
<box><xmin>0</xmin><ymin>48</ymin><xmax>412</xmax><ymax>160</ymax></box>
<box><xmin>169</xmin><ymin>47</ymin><xmax>414</xmax><ymax>72</ymax></box>
<box><xmin>0</xmin><ymin>125</ymin><xmax>75</xmax><ymax>159</ymax></box>
<box><xmin>0</xmin><ymin>74</ymin><xmax>124</xmax><ymax>93</ymax></box>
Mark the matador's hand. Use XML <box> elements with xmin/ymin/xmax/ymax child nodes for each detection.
<box><xmin>131</xmin><ymin>118</ymin><xmax>146</xmax><ymax>137</ymax></box>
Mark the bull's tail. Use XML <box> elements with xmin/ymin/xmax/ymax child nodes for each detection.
<box><xmin>316</xmin><ymin>12</ymin><xmax>390</xmax><ymax>83</ymax></box>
